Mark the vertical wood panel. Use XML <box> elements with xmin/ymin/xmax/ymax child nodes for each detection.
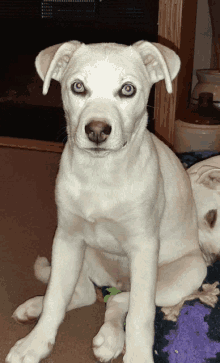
<box><xmin>154</xmin><ymin>0</ymin><xmax>198</xmax><ymax>148</ymax></box>
<box><xmin>208</xmin><ymin>0</ymin><xmax>220</xmax><ymax>70</ymax></box>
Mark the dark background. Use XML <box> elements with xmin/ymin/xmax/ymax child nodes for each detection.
<box><xmin>0</xmin><ymin>0</ymin><xmax>159</xmax><ymax>142</ymax></box>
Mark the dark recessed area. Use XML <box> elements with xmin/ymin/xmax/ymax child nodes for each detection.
<box><xmin>0</xmin><ymin>0</ymin><xmax>158</xmax><ymax>142</ymax></box>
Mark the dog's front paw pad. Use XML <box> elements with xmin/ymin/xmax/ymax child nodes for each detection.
<box><xmin>12</xmin><ymin>296</ymin><xmax>43</xmax><ymax>324</ymax></box>
<box><xmin>93</xmin><ymin>322</ymin><xmax>125</xmax><ymax>362</ymax></box>
<box><xmin>6</xmin><ymin>346</ymin><xmax>38</xmax><ymax>363</ymax></box>
<box><xmin>5</xmin><ymin>331</ymin><xmax>53</xmax><ymax>363</ymax></box>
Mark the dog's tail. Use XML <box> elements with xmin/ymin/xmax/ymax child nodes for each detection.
<box><xmin>34</xmin><ymin>256</ymin><xmax>51</xmax><ymax>283</ymax></box>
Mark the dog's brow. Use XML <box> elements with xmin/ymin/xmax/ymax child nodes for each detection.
<box><xmin>67</xmin><ymin>73</ymin><xmax>85</xmax><ymax>84</ymax></box>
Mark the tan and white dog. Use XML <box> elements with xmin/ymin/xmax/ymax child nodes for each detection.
<box><xmin>188</xmin><ymin>155</ymin><xmax>220</xmax><ymax>266</ymax></box>
<box><xmin>6</xmin><ymin>41</ymin><xmax>207</xmax><ymax>363</ymax></box>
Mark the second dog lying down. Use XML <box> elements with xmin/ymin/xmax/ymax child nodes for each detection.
<box><xmin>188</xmin><ymin>155</ymin><xmax>220</xmax><ymax>265</ymax></box>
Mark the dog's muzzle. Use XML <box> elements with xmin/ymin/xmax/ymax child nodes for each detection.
<box><xmin>85</xmin><ymin>120</ymin><xmax>112</xmax><ymax>145</ymax></box>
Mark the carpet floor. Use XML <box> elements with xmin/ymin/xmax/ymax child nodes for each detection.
<box><xmin>0</xmin><ymin>145</ymin><xmax>123</xmax><ymax>363</ymax></box>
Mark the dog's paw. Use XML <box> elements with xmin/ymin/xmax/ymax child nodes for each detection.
<box><xmin>12</xmin><ymin>296</ymin><xmax>43</xmax><ymax>324</ymax></box>
<box><xmin>93</xmin><ymin>321</ymin><xmax>125</xmax><ymax>362</ymax></box>
<box><xmin>5</xmin><ymin>328</ymin><xmax>54</xmax><ymax>363</ymax></box>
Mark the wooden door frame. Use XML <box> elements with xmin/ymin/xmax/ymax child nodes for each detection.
<box><xmin>154</xmin><ymin>0</ymin><xmax>198</xmax><ymax>148</ymax></box>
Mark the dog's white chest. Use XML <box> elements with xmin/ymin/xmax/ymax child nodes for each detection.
<box><xmin>83</xmin><ymin>218</ymin><xmax>126</xmax><ymax>255</ymax></box>
<box><xmin>58</xmin><ymin>173</ymin><xmax>130</xmax><ymax>255</ymax></box>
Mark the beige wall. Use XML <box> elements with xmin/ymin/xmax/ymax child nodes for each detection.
<box><xmin>191</xmin><ymin>0</ymin><xmax>212</xmax><ymax>92</ymax></box>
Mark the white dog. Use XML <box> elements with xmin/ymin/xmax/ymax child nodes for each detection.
<box><xmin>6</xmin><ymin>40</ymin><xmax>207</xmax><ymax>363</ymax></box>
<box><xmin>188</xmin><ymin>155</ymin><xmax>220</xmax><ymax>266</ymax></box>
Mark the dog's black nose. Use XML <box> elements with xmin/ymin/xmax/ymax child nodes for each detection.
<box><xmin>85</xmin><ymin>121</ymin><xmax>112</xmax><ymax>145</ymax></box>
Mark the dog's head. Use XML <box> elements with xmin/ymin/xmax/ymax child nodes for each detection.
<box><xmin>188</xmin><ymin>156</ymin><xmax>220</xmax><ymax>265</ymax></box>
<box><xmin>35</xmin><ymin>41</ymin><xmax>180</xmax><ymax>156</ymax></box>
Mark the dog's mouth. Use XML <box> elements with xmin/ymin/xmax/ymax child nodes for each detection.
<box><xmin>90</xmin><ymin>148</ymin><xmax>106</xmax><ymax>152</ymax></box>
<box><xmin>85</xmin><ymin>147</ymin><xmax>107</xmax><ymax>154</ymax></box>
<box><xmin>85</xmin><ymin>142</ymin><xmax>127</xmax><ymax>155</ymax></box>
<box><xmin>84</xmin><ymin>147</ymin><xmax>109</xmax><ymax>158</ymax></box>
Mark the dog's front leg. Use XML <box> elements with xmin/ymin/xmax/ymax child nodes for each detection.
<box><xmin>124</xmin><ymin>238</ymin><xmax>159</xmax><ymax>363</ymax></box>
<box><xmin>6</xmin><ymin>228</ymin><xmax>85</xmax><ymax>363</ymax></box>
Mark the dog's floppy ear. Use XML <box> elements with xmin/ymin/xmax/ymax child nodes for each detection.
<box><xmin>132</xmin><ymin>41</ymin><xmax>181</xmax><ymax>93</ymax></box>
<box><xmin>35</xmin><ymin>41</ymin><xmax>83</xmax><ymax>95</ymax></box>
<box><xmin>195</xmin><ymin>165</ymin><xmax>220</xmax><ymax>190</ymax></box>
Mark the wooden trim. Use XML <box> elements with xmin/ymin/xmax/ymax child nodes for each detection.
<box><xmin>0</xmin><ymin>137</ymin><xmax>64</xmax><ymax>153</ymax></box>
<box><xmin>208</xmin><ymin>0</ymin><xmax>220</xmax><ymax>70</ymax></box>
<box><xmin>154</xmin><ymin>0</ymin><xmax>198</xmax><ymax>148</ymax></box>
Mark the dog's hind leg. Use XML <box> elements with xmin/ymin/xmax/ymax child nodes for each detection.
<box><xmin>93</xmin><ymin>292</ymin><xmax>129</xmax><ymax>362</ymax></box>
<box><xmin>155</xmin><ymin>250</ymin><xmax>207</xmax><ymax>308</ymax></box>
<box><xmin>12</xmin><ymin>262</ymin><xmax>96</xmax><ymax>324</ymax></box>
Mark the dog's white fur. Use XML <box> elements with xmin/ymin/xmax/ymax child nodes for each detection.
<box><xmin>6</xmin><ymin>41</ymin><xmax>207</xmax><ymax>363</ymax></box>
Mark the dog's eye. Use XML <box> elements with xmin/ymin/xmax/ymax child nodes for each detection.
<box><xmin>120</xmin><ymin>83</ymin><xmax>136</xmax><ymax>97</ymax></box>
<box><xmin>71</xmin><ymin>81</ymin><xmax>85</xmax><ymax>94</ymax></box>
